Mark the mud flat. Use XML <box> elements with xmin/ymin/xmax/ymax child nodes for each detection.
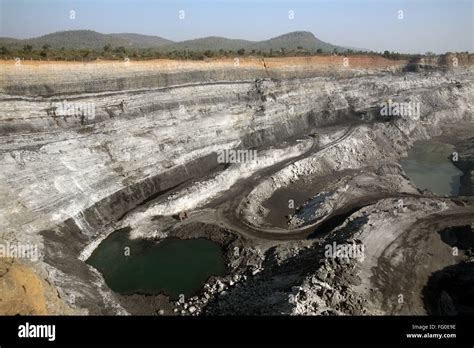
<box><xmin>0</xmin><ymin>55</ymin><xmax>473</xmax><ymax>315</ymax></box>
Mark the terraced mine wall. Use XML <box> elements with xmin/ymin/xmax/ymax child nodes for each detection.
<box><xmin>0</xmin><ymin>55</ymin><xmax>472</xmax><ymax>314</ymax></box>
<box><xmin>0</xmin><ymin>56</ymin><xmax>411</xmax><ymax>234</ymax></box>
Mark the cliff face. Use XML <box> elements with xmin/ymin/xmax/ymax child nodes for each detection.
<box><xmin>0</xmin><ymin>57</ymin><xmax>472</xmax><ymax>315</ymax></box>
<box><xmin>0</xmin><ymin>56</ymin><xmax>407</xmax><ymax>96</ymax></box>
<box><xmin>0</xmin><ymin>57</ymin><xmax>410</xmax><ymax>236</ymax></box>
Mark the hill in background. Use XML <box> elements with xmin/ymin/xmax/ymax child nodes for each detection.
<box><xmin>0</xmin><ymin>30</ymin><xmax>353</xmax><ymax>53</ymax></box>
<box><xmin>0</xmin><ymin>30</ymin><xmax>173</xmax><ymax>50</ymax></box>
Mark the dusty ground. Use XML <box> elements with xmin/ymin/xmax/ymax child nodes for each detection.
<box><xmin>0</xmin><ymin>258</ymin><xmax>79</xmax><ymax>315</ymax></box>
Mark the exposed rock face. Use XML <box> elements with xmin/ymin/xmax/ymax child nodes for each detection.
<box><xmin>0</xmin><ymin>56</ymin><xmax>472</xmax><ymax>315</ymax></box>
<box><xmin>0</xmin><ymin>258</ymin><xmax>82</xmax><ymax>315</ymax></box>
<box><xmin>0</xmin><ymin>58</ymin><xmax>413</xmax><ymax>237</ymax></box>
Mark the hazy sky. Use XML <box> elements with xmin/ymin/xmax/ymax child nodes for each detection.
<box><xmin>0</xmin><ymin>0</ymin><xmax>472</xmax><ymax>53</ymax></box>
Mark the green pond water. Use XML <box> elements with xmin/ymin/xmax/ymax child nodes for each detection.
<box><xmin>87</xmin><ymin>229</ymin><xmax>227</xmax><ymax>299</ymax></box>
<box><xmin>400</xmin><ymin>140</ymin><xmax>462</xmax><ymax>196</ymax></box>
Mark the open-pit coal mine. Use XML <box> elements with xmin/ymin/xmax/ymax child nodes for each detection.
<box><xmin>0</xmin><ymin>54</ymin><xmax>473</xmax><ymax>317</ymax></box>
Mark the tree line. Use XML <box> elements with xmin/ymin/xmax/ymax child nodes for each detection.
<box><xmin>0</xmin><ymin>44</ymin><xmax>437</xmax><ymax>62</ymax></box>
